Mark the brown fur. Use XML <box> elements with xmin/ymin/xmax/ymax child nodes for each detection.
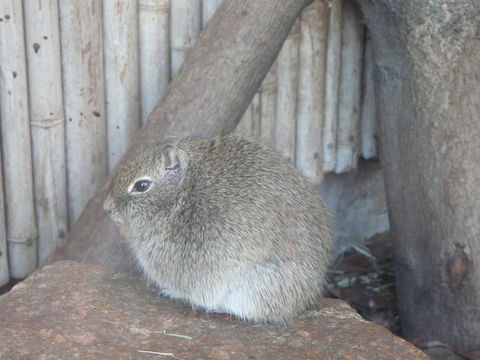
<box><xmin>104</xmin><ymin>135</ymin><xmax>332</xmax><ymax>323</ymax></box>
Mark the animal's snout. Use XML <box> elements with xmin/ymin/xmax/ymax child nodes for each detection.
<box><xmin>103</xmin><ymin>196</ymin><xmax>125</xmax><ymax>226</ymax></box>
<box><xmin>103</xmin><ymin>196</ymin><xmax>114</xmax><ymax>214</ymax></box>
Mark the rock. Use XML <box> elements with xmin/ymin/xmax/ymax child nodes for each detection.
<box><xmin>0</xmin><ymin>261</ymin><xmax>427</xmax><ymax>360</ymax></box>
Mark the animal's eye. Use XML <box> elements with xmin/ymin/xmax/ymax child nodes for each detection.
<box><xmin>130</xmin><ymin>179</ymin><xmax>152</xmax><ymax>194</ymax></box>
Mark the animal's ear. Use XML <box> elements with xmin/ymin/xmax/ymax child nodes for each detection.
<box><xmin>161</xmin><ymin>144</ymin><xmax>188</xmax><ymax>185</ymax></box>
<box><xmin>161</xmin><ymin>144</ymin><xmax>180</xmax><ymax>170</ymax></box>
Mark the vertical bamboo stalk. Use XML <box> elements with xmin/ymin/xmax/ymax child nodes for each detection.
<box><xmin>104</xmin><ymin>1</ymin><xmax>141</xmax><ymax>170</ymax></box>
<box><xmin>251</xmin><ymin>93</ymin><xmax>262</xmax><ymax>137</ymax></box>
<box><xmin>259</xmin><ymin>62</ymin><xmax>278</xmax><ymax>148</ymax></box>
<box><xmin>234</xmin><ymin>103</ymin><xmax>253</xmax><ymax>137</ymax></box>
<box><xmin>322</xmin><ymin>0</ymin><xmax>343</xmax><ymax>172</ymax></box>
<box><xmin>295</xmin><ymin>1</ymin><xmax>329</xmax><ymax>184</ymax></box>
<box><xmin>360</xmin><ymin>30</ymin><xmax>378</xmax><ymax>160</ymax></box>
<box><xmin>170</xmin><ymin>0</ymin><xmax>202</xmax><ymax>76</ymax></box>
<box><xmin>0</xmin><ymin>1</ymin><xmax>38</xmax><ymax>278</ymax></box>
<box><xmin>335</xmin><ymin>0</ymin><xmax>364</xmax><ymax>173</ymax></box>
<box><xmin>24</xmin><ymin>0</ymin><xmax>68</xmax><ymax>264</ymax></box>
<box><xmin>59</xmin><ymin>0</ymin><xmax>107</xmax><ymax>225</ymax></box>
<box><xmin>202</xmin><ymin>0</ymin><xmax>223</xmax><ymax>27</ymax></box>
<box><xmin>0</xmin><ymin>151</ymin><xmax>9</xmax><ymax>286</ymax></box>
<box><xmin>275</xmin><ymin>19</ymin><xmax>300</xmax><ymax>163</ymax></box>
<box><xmin>139</xmin><ymin>0</ymin><xmax>170</xmax><ymax>122</ymax></box>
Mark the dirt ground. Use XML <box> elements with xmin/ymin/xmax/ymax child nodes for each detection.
<box><xmin>327</xmin><ymin>232</ymin><xmax>478</xmax><ymax>360</ymax></box>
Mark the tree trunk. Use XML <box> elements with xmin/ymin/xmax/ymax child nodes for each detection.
<box><xmin>357</xmin><ymin>0</ymin><xmax>480</xmax><ymax>351</ymax></box>
<box><xmin>47</xmin><ymin>0</ymin><xmax>312</xmax><ymax>272</ymax></box>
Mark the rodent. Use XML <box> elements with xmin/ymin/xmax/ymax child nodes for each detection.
<box><xmin>104</xmin><ymin>135</ymin><xmax>332</xmax><ymax>324</ymax></box>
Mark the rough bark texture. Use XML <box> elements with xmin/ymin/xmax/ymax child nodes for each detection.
<box><xmin>47</xmin><ymin>0</ymin><xmax>312</xmax><ymax>272</ymax></box>
<box><xmin>0</xmin><ymin>261</ymin><xmax>429</xmax><ymax>360</ymax></box>
<box><xmin>357</xmin><ymin>0</ymin><xmax>480</xmax><ymax>351</ymax></box>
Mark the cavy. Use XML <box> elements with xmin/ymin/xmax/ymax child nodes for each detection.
<box><xmin>104</xmin><ymin>135</ymin><xmax>332</xmax><ymax>324</ymax></box>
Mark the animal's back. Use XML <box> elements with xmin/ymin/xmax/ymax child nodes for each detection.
<box><xmin>172</xmin><ymin>136</ymin><xmax>332</xmax><ymax>323</ymax></box>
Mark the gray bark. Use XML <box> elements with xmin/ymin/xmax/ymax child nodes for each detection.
<box><xmin>357</xmin><ymin>0</ymin><xmax>480</xmax><ymax>351</ymax></box>
<box><xmin>47</xmin><ymin>0</ymin><xmax>312</xmax><ymax>272</ymax></box>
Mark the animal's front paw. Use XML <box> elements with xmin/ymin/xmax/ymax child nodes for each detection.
<box><xmin>159</xmin><ymin>288</ymin><xmax>183</xmax><ymax>300</ymax></box>
<box><xmin>160</xmin><ymin>288</ymin><xmax>173</xmax><ymax>297</ymax></box>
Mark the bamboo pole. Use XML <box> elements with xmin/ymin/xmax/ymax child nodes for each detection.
<box><xmin>295</xmin><ymin>0</ymin><xmax>329</xmax><ymax>184</ymax></box>
<box><xmin>139</xmin><ymin>0</ymin><xmax>170</xmax><ymax>122</ymax></box>
<box><xmin>259</xmin><ymin>62</ymin><xmax>278</xmax><ymax>148</ymax></box>
<box><xmin>251</xmin><ymin>93</ymin><xmax>262</xmax><ymax>138</ymax></box>
<box><xmin>234</xmin><ymin>103</ymin><xmax>253</xmax><ymax>137</ymax></box>
<box><xmin>0</xmin><ymin>1</ymin><xmax>38</xmax><ymax>278</ymax></box>
<box><xmin>275</xmin><ymin>19</ymin><xmax>300</xmax><ymax>163</ymax></box>
<box><xmin>360</xmin><ymin>30</ymin><xmax>378</xmax><ymax>159</ymax></box>
<box><xmin>170</xmin><ymin>0</ymin><xmax>202</xmax><ymax>76</ymax></box>
<box><xmin>24</xmin><ymin>0</ymin><xmax>68</xmax><ymax>264</ymax></box>
<box><xmin>202</xmin><ymin>0</ymin><xmax>223</xmax><ymax>27</ymax></box>
<box><xmin>335</xmin><ymin>0</ymin><xmax>364</xmax><ymax>173</ymax></box>
<box><xmin>0</xmin><ymin>151</ymin><xmax>9</xmax><ymax>286</ymax></box>
<box><xmin>104</xmin><ymin>1</ymin><xmax>141</xmax><ymax>170</ymax></box>
<box><xmin>322</xmin><ymin>0</ymin><xmax>343</xmax><ymax>172</ymax></box>
<box><xmin>59</xmin><ymin>0</ymin><xmax>107</xmax><ymax>225</ymax></box>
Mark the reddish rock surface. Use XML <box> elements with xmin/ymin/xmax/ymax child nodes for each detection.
<box><xmin>0</xmin><ymin>261</ymin><xmax>428</xmax><ymax>360</ymax></box>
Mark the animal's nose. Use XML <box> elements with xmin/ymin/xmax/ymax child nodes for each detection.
<box><xmin>103</xmin><ymin>197</ymin><xmax>113</xmax><ymax>214</ymax></box>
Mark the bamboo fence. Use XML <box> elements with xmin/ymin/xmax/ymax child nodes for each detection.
<box><xmin>0</xmin><ymin>0</ymin><xmax>38</xmax><ymax>279</ymax></box>
<box><xmin>139</xmin><ymin>0</ymin><xmax>170</xmax><ymax>122</ymax></box>
<box><xmin>202</xmin><ymin>0</ymin><xmax>223</xmax><ymax>27</ymax></box>
<box><xmin>361</xmin><ymin>30</ymin><xmax>378</xmax><ymax>160</ymax></box>
<box><xmin>274</xmin><ymin>19</ymin><xmax>300</xmax><ymax>164</ymax></box>
<box><xmin>322</xmin><ymin>0</ymin><xmax>343</xmax><ymax>172</ymax></box>
<box><xmin>295</xmin><ymin>0</ymin><xmax>329</xmax><ymax>184</ymax></box>
<box><xmin>259</xmin><ymin>62</ymin><xmax>278</xmax><ymax>148</ymax></box>
<box><xmin>24</xmin><ymin>0</ymin><xmax>67</xmax><ymax>264</ymax></box>
<box><xmin>170</xmin><ymin>0</ymin><xmax>202</xmax><ymax>76</ymax></box>
<box><xmin>335</xmin><ymin>0</ymin><xmax>364</xmax><ymax>173</ymax></box>
<box><xmin>0</xmin><ymin>151</ymin><xmax>7</xmax><ymax>285</ymax></box>
<box><xmin>104</xmin><ymin>0</ymin><xmax>141</xmax><ymax>170</ymax></box>
<box><xmin>0</xmin><ymin>0</ymin><xmax>376</xmax><ymax>284</ymax></box>
<box><xmin>59</xmin><ymin>0</ymin><xmax>108</xmax><ymax>225</ymax></box>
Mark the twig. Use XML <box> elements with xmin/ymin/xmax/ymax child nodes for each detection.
<box><xmin>137</xmin><ymin>350</ymin><xmax>187</xmax><ymax>360</ymax></box>
<box><xmin>157</xmin><ymin>330</ymin><xmax>193</xmax><ymax>340</ymax></box>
